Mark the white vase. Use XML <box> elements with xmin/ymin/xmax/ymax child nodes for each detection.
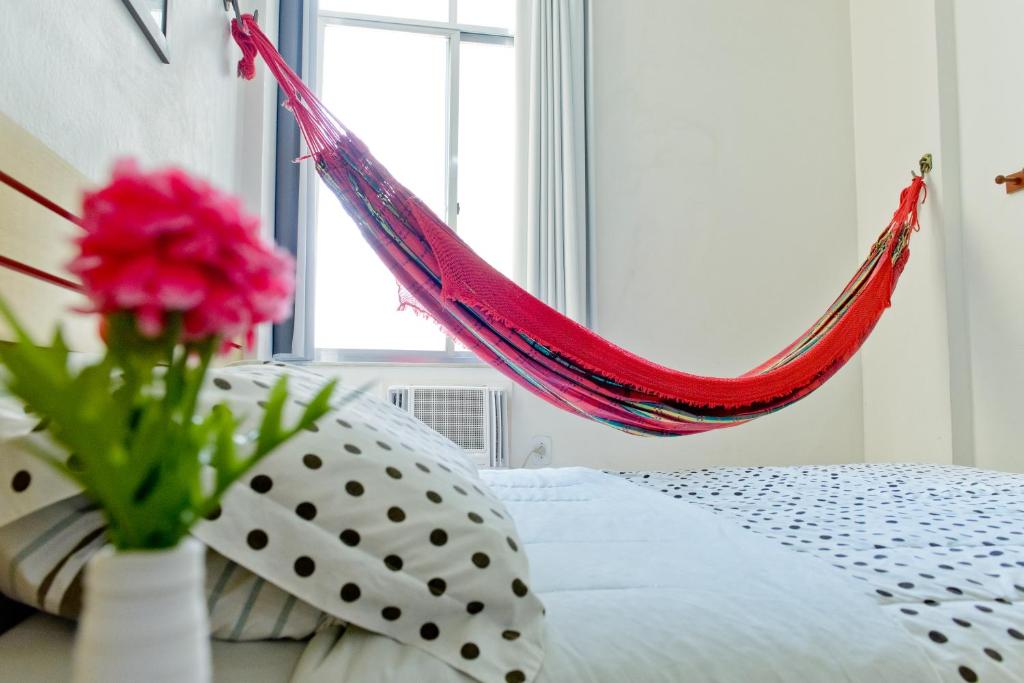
<box><xmin>73</xmin><ymin>537</ymin><xmax>211</xmax><ymax>683</ymax></box>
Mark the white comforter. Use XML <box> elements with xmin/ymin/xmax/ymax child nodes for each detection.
<box><xmin>621</xmin><ymin>464</ymin><xmax>1024</xmax><ymax>683</ymax></box>
<box><xmin>292</xmin><ymin>468</ymin><xmax>940</xmax><ymax>682</ymax></box>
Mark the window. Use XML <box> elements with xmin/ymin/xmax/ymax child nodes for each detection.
<box><xmin>309</xmin><ymin>1</ymin><xmax>517</xmax><ymax>362</ymax></box>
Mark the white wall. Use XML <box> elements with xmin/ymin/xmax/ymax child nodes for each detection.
<box><xmin>311</xmin><ymin>2</ymin><xmax>1024</xmax><ymax>473</ymax></box>
<box><xmin>2</xmin><ymin>1</ymin><xmax>892</xmax><ymax>472</ymax></box>
<box><xmin>849</xmin><ymin>0</ymin><xmax>964</xmax><ymax>465</ymax></box>
<box><xmin>320</xmin><ymin>0</ymin><xmax>865</xmax><ymax>471</ymax></box>
<box><xmin>952</xmin><ymin>0</ymin><xmax>1024</xmax><ymax>473</ymax></box>
<box><xmin>0</xmin><ymin>0</ymin><xmax>277</xmax><ymax>214</ymax></box>
<box><xmin>587</xmin><ymin>0</ymin><xmax>863</xmax><ymax>468</ymax></box>
<box><xmin>6</xmin><ymin>1</ymin><xmax>1015</xmax><ymax>473</ymax></box>
<box><xmin>849</xmin><ymin>0</ymin><xmax>1024</xmax><ymax>473</ymax></box>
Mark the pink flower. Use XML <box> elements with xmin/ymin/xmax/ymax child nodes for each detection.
<box><xmin>70</xmin><ymin>160</ymin><xmax>294</xmax><ymax>349</ymax></box>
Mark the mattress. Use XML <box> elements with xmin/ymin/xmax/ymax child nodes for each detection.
<box><xmin>1</xmin><ymin>465</ymin><xmax>1020</xmax><ymax>683</ymax></box>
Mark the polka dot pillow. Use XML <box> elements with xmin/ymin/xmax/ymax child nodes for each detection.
<box><xmin>0</xmin><ymin>362</ymin><xmax>546</xmax><ymax>683</ymax></box>
<box><xmin>193</xmin><ymin>363</ymin><xmax>546</xmax><ymax>683</ymax></box>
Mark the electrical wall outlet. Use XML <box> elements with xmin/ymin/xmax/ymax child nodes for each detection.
<box><xmin>525</xmin><ymin>435</ymin><xmax>553</xmax><ymax>467</ymax></box>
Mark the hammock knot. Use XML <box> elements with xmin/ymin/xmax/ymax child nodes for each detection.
<box><xmin>231</xmin><ymin>16</ymin><xmax>259</xmax><ymax>81</ymax></box>
<box><xmin>890</xmin><ymin>175</ymin><xmax>927</xmax><ymax>234</ymax></box>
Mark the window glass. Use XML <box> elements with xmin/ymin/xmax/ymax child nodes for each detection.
<box><xmin>319</xmin><ymin>0</ymin><xmax>449</xmax><ymax>22</ymax></box>
<box><xmin>315</xmin><ymin>24</ymin><xmax>449</xmax><ymax>350</ymax></box>
<box><xmin>457</xmin><ymin>40</ymin><xmax>516</xmax><ymax>281</ymax></box>
<box><xmin>458</xmin><ymin>0</ymin><xmax>516</xmax><ymax>30</ymax></box>
<box><xmin>312</xmin><ymin>5</ymin><xmax>518</xmax><ymax>356</ymax></box>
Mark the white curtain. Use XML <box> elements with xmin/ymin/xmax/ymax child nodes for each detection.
<box><xmin>524</xmin><ymin>0</ymin><xmax>590</xmax><ymax>325</ymax></box>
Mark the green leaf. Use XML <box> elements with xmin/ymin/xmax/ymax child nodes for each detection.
<box><xmin>298</xmin><ymin>379</ymin><xmax>338</xmax><ymax>430</ymax></box>
<box><xmin>209</xmin><ymin>404</ymin><xmax>241</xmax><ymax>482</ymax></box>
<box><xmin>255</xmin><ymin>376</ymin><xmax>290</xmax><ymax>455</ymax></box>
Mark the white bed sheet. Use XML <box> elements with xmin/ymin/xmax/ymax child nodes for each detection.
<box><xmin>291</xmin><ymin>467</ymin><xmax>941</xmax><ymax>682</ymax></box>
<box><xmin>7</xmin><ymin>467</ymin><xmax>1009</xmax><ymax>682</ymax></box>
<box><xmin>0</xmin><ymin>613</ymin><xmax>306</xmax><ymax>682</ymax></box>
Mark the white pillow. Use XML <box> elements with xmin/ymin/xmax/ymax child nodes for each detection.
<box><xmin>0</xmin><ymin>396</ymin><xmax>82</xmax><ymax>527</ymax></box>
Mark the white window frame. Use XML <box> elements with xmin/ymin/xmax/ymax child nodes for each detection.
<box><xmin>295</xmin><ymin>1</ymin><xmax>515</xmax><ymax>365</ymax></box>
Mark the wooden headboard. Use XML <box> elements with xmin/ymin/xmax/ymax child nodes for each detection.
<box><xmin>0</xmin><ymin>112</ymin><xmax>101</xmax><ymax>351</ymax></box>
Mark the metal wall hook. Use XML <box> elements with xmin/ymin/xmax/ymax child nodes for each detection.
<box><xmin>222</xmin><ymin>0</ymin><xmax>240</xmax><ymax>22</ymax></box>
<box><xmin>912</xmin><ymin>153</ymin><xmax>933</xmax><ymax>178</ymax></box>
<box><xmin>918</xmin><ymin>153</ymin><xmax>933</xmax><ymax>176</ymax></box>
<box><xmin>223</xmin><ymin>0</ymin><xmax>257</xmax><ymax>26</ymax></box>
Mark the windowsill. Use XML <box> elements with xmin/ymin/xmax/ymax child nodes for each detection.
<box><xmin>311</xmin><ymin>359</ymin><xmax>492</xmax><ymax>369</ymax></box>
<box><xmin>274</xmin><ymin>350</ymin><xmax>490</xmax><ymax>368</ymax></box>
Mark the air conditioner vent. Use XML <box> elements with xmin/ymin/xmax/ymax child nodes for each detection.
<box><xmin>388</xmin><ymin>385</ymin><xmax>508</xmax><ymax>468</ymax></box>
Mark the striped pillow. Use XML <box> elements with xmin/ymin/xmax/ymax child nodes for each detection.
<box><xmin>0</xmin><ymin>394</ymin><xmax>327</xmax><ymax>641</ymax></box>
<box><xmin>0</xmin><ymin>493</ymin><xmax>328</xmax><ymax>640</ymax></box>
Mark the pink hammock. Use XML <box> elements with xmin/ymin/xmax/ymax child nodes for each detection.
<box><xmin>232</xmin><ymin>15</ymin><xmax>928</xmax><ymax>436</ymax></box>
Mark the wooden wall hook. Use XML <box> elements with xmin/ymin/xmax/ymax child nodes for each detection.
<box><xmin>995</xmin><ymin>169</ymin><xmax>1024</xmax><ymax>194</ymax></box>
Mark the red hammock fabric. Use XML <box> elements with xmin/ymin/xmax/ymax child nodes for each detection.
<box><xmin>232</xmin><ymin>15</ymin><xmax>927</xmax><ymax>436</ymax></box>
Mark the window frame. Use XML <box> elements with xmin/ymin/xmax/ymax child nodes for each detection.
<box><xmin>291</xmin><ymin>1</ymin><xmax>514</xmax><ymax>365</ymax></box>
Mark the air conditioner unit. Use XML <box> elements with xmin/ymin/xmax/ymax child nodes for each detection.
<box><xmin>387</xmin><ymin>385</ymin><xmax>509</xmax><ymax>469</ymax></box>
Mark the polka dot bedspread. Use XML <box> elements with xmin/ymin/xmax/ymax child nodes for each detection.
<box><xmin>616</xmin><ymin>464</ymin><xmax>1024</xmax><ymax>683</ymax></box>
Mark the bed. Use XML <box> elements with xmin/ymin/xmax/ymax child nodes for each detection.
<box><xmin>1</xmin><ymin>111</ymin><xmax>1022</xmax><ymax>683</ymax></box>
<box><xmin>2</xmin><ymin>465</ymin><xmax>1022</xmax><ymax>682</ymax></box>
